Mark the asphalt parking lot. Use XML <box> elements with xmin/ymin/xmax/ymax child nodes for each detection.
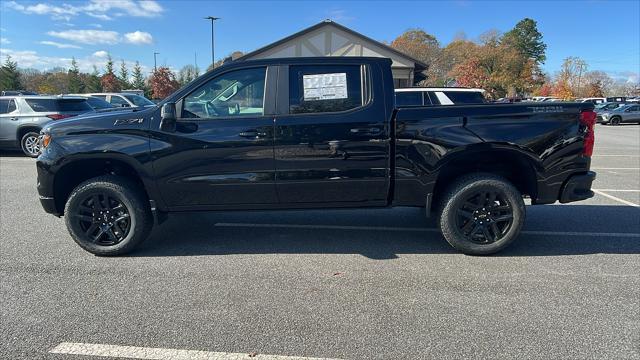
<box><xmin>1</xmin><ymin>124</ymin><xmax>639</xmax><ymax>359</ymax></box>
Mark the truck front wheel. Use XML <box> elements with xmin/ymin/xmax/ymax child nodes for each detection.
<box><xmin>438</xmin><ymin>173</ymin><xmax>525</xmax><ymax>255</ymax></box>
<box><xmin>64</xmin><ymin>175</ymin><xmax>153</xmax><ymax>256</ymax></box>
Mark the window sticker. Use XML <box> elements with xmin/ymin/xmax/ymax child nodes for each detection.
<box><xmin>303</xmin><ymin>73</ymin><xmax>348</xmax><ymax>101</ymax></box>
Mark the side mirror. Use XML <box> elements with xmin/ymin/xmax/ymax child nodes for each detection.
<box><xmin>160</xmin><ymin>102</ymin><xmax>176</xmax><ymax>132</ymax></box>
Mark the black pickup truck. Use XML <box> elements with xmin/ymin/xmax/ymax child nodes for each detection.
<box><xmin>36</xmin><ymin>57</ymin><xmax>597</xmax><ymax>256</ymax></box>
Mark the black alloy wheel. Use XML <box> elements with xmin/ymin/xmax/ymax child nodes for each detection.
<box><xmin>72</xmin><ymin>193</ymin><xmax>131</xmax><ymax>246</ymax></box>
<box><xmin>64</xmin><ymin>175</ymin><xmax>153</xmax><ymax>256</ymax></box>
<box><xmin>454</xmin><ymin>190</ymin><xmax>514</xmax><ymax>244</ymax></box>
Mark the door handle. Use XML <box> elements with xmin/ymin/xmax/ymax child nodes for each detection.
<box><xmin>239</xmin><ymin>129</ymin><xmax>267</xmax><ymax>138</ymax></box>
<box><xmin>350</xmin><ymin>127</ymin><xmax>383</xmax><ymax>136</ymax></box>
<box><xmin>9</xmin><ymin>117</ymin><xmax>18</xmax><ymax>121</ymax></box>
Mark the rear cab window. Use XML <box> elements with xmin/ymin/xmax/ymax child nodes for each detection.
<box><xmin>25</xmin><ymin>99</ymin><xmax>92</xmax><ymax>112</ymax></box>
<box><xmin>289</xmin><ymin>64</ymin><xmax>365</xmax><ymax>114</ymax></box>
<box><xmin>395</xmin><ymin>91</ymin><xmax>423</xmax><ymax>107</ymax></box>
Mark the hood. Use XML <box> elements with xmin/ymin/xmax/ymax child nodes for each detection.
<box><xmin>42</xmin><ymin>106</ymin><xmax>155</xmax><ymax>137</ymax></box>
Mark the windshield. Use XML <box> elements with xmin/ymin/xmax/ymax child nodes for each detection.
<box><xmin>86</xmin><ymin>97</ymin><xmax>115</xmax><ymax>110</ymax></box>
<box><xmin>123</xmin><ymin>94</ymin><xmax>154</xmax><ymax>107</ymax></box>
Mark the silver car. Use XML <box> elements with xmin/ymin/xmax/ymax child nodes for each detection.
<box><xmin>597</xmin><ymin>104</ymin><xmax>640</xmax><ymax>125</ymax></box>
<box><xmin>0</xmin><ymin>95</ymin><xmax>93</xmax><ymax>157</ymax></box>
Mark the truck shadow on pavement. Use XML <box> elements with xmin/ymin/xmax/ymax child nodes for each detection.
<box><xmin>131</xmin><ymin>205</ymin><xmax>640</xmax><ymax>259</ymax></box>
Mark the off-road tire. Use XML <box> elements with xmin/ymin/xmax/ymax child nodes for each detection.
<box><xmin>438</xmin><ymin>173</ymin><xmax>525</xmax><ymax>255</ymax></box>
<box><xmin>64</xmin><ymin>175</ymin><xmax>153</xmax><ymax>256</ymax></box>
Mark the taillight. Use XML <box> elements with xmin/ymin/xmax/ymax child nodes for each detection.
<box><xmin>580</xmin><ymin>110</ymin><xmax>596</xmax><ymax>157</ymax></box>
<box><xmin>46</xmin><ymin>114</ymin><xmax>74</xmax><ymax>120</ymax></box>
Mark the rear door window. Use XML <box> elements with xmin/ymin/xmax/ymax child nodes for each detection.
<box><xmin>289</xmin><ymin>64</ymin><xmax>365</xmax><ymax>114</ymax></box>
<box><xmin>395</xmin><ymin>92</ymin><xmax>423</xmax><ymax>107</ymax></box>
<box><xmin>25</xmin><ymin>99</ymin><xmax>92</xmax><ymax>112</ymax></box>
<box><xmin>109</xmin><ymin>95</ymin><xmax>130</xmax><ymax>107</ymax></box>
<box><xmin>0</xmin><ymin>99</ymin><xmax>17</xmax><ymax>114</ymax></box>
<box><xmin>427</xmin><ymin>92</ymin><xmax>440</xmax><ymax>105</ymax></box>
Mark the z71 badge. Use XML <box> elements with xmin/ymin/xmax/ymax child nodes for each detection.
<box><xmin>114</xmin><ymin>118</ymin><xmax>144</xmax><ymax>125</ymax></box>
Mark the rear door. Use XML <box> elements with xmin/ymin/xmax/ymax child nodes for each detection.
<box><xmin>152</xmin><ymin>65</ymin><xmax>278</xmax><ymax>208</ymax></box>
<box><xmin>273</xmin><ymin>62</ymin><xmax>390</xmax><ymax>205</ymax></box>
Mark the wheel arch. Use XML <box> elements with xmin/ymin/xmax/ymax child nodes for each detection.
<box><xmin>431</xmin><ymin>145</ymin><xmax>539</xmax><ymax>212</ymax></box>
<box><xmin>52</xmin><ymin>155</ymin><xmax>157</xmax><ymax>215</ymax></box>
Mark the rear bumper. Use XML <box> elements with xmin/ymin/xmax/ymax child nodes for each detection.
<box><xmin>559</xmin><ymin>171</ymin><xmax>596</xmax><ymax>203</ymax></box>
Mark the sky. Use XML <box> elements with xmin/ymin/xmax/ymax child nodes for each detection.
<box><xmin>0</xmin><ymin>0</ymin><xmax>639</xmax><ymax>83</ymax></box>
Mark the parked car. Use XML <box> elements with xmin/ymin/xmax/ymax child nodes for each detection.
<box><xmin>531</xmin><ymin>96</ymin><xmax>559</xmax><ymax>102</ymax></box>
<box><xmin>1</xmin><ymin>90</ymin><xmax>39</xmax><ymax>96</ymax></box>
<box><xmin>606</xmin><ymin>96</ymin><xmax>626</xmax><ymax>103</ymax></box>
<box><xmin>597</xmin><ymin>103</ymin><xmax>640</xmax><ymax>125</ymax></box>
<box><xmin>575</xmin><ymin>97</ymin><xmax>606</xmax><ymax>104</ymax></box>
<box><xmin>84</xmin><ymin>93</ymin><xmax>155</xmax><ymax>108</ymax></box>
<box><xmin>595</xmin><ymin>102</ymin><xmax>626</xmax><ymax>113</ymax></box>
<box><xmin>37</xmin><ymin>57</ymin><xmax>597</xmax><ymax>256</ymax></box>
<box><xmin>0</xmin><ymin>95</ymin><xmax>93</xmax><ymax>157</ymax></box>
<box><xmin>395</xmin><ymin>87</ymin><xmax>486</xmax><ymax>107</ymax></box>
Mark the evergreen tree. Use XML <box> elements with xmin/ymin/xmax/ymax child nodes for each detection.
<box><xmin>105</xmin><ymin>54</ymin><xmax>115</xmax><ymax>75</ymax></box>
<box><xmin>86</xmin><ymin>65</ymin><xmax>102</xmax><ymax>92</ymax></box>
<box><xmin>502</xmin><ymin>18</ymin><xmax>547</xmax><ymax>64</ymax></box>
<box><xmin>118</xmin><ymin>60</ymin><xmax>130</xmax><ymax>89</ymax></box>
<box><xmin>0</xmin><ymin>55</ymin><xmax>22</xmax><ymax>91</ymax></box>
<box><xmin>131</xmin><ymin>61</ymin><xmax>146</xmax><ymax>90</ymax></box>
<box><xmin>67</xmin><ymin>57</ymin><xmax>84</xmax><ymax>93</ymax></box>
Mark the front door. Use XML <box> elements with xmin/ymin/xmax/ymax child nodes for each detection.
<box><xmin>273</xmin><ymin>63</ymin><xmax>390</xmax><ymax>205</ymax></box>
<box><xmin>152</xmin><ymin>66</ymin><xmax>278</xmax><ymax>209</ymax></box>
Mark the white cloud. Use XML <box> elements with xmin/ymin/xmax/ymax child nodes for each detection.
<box><xmin>40</xmin><ymin>41</ymin><xmax>82</xmax><ymax>49</ymax></box>
<box><xmin>92</xmin><ymin>50</ymin><xmax>109</xmax><ymax>58</ymax></box>
<box><xmin>84</xmin><ymin>0</ymin><xmax>164</xmax><ymax>18</ymax></box>
<box><xmin>1</xmin><ymin>37</ymin><xmax>10</xmax><ymax>45</ymax></box>
<box><xmin>47</xmin><ymin>29</ymin><xmax>120</xmax><ymax>45</ymax></box>
<box><xmin>6</xmin><ymin>1</ymin><xmax>79</xmax><ymax>21</ymax></box>
<box><xmin>0</xmin><ymin>47</ymin><xmax>151</xmax><ymax>75</ymax></box>
<box><xmin>5</xmin><ymin>0</ymin><xmax>163</xmax><ymax>21</ymax></box>
<box><xmin>87</xmin><ymin>12</ymin><xmax>112</xmax><ymax>21</ymax></box>
<box><xmin>124</xmin><ymin>31</ymin><xmax>152</xmax><ymax>44</ymax></box>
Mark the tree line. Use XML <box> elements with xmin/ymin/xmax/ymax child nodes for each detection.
<box><xmin>389</xmin><ymin>18</ymin><xmax>638</xmax><ymax>99</ymax></box>
<box><xmin>1</xmin><ymin>19</ymin><xmax>638</xmax><ymax>100</ymax></box>
<box><xmin>0</xmin><ymin>54</ymin><xmax>197</xmax><ymax>99</ymax></box>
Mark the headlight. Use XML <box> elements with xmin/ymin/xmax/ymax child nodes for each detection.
<box><xmin>41</xmin><ymin>134</ymin><xmax>51</xmax><ymax>148</ymax></box>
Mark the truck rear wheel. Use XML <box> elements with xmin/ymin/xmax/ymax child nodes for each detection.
<box><xmin>64</xmin><ymin>175</ymin><xmax>153</xmax><ymax>256</ymax></box>
<box><xmin>438</xmin><ymin>173</ymin><xmax>525</xmax><ymax>255</ymax></box>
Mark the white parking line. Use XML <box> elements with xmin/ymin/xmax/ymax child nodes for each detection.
<box><xmin>592</xmin><ymin>155</ymin><xmax>640</xmax><ymax>157</ymax></box>
<box><xmin>50</xmin><ymin>342</ymin><xmax>341</xmax><ymax>360</ymax></box>
<box><xmin>591</xmin><ymin>167</ymin><xmax>640</xmax><ymax>170</ymax></box>
<box><xmin>214</xmin><ymin>223</ymin><xmax>640</xmax><ymax>238</ymax></box>
<box><xmin>593</xmin><ymin>189</ymin><xmax>640</xmax><ymax>192</ymax></box>
<box><xmin>593</xmin><ymin>189</ymin><xmax>640</xmax><ymax>207</ymax></box>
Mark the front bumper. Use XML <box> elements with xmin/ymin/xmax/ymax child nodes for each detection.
<box><xmin>559</xmin><ymin>171</ymin><xmax>596</xmax><ymax>203</ymax></box>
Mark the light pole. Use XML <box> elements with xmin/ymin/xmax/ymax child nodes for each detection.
<box><xmin>153</xmin><ymin>52</ymin><xmax>159</xmax><ymax>72</ymax></box>
<box><xmin>204</xmin><ymin>16</ymin><xmax>220</xmax><ymax>68</ymax></box>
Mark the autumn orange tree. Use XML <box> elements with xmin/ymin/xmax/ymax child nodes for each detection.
<box><xmin>149</xmin><ymin>67</ymin><xmax>180</xmax><ymax>99</ymax></box>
